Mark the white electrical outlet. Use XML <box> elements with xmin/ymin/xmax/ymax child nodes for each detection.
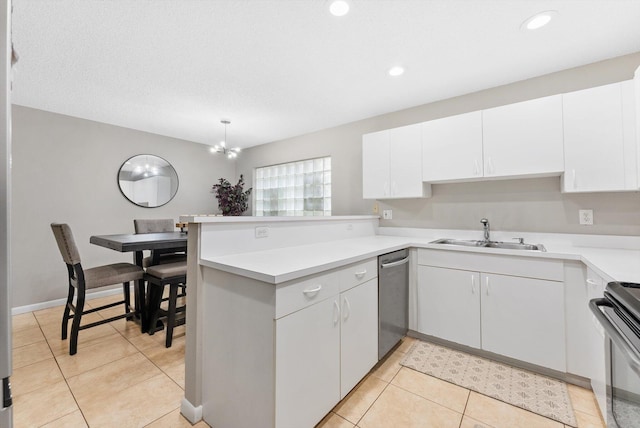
<box><xmin>579</xmin><ymin>209</ymin><xmax>594</xmax><ymax>225</ymax></box>
<box><xmin>255</xmin><ymin>226</ymin><xmax>269</xmax><ymax>238</ymax></box>
<box><xmin>382</xmin><ymin>209</ymin><xmax>393</xmax><ymax>220</ymax></box>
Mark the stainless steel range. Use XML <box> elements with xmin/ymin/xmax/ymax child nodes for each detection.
<box><xmin>590</xmin><ymin>282</ymin><xmax>640</xmax><ymax>428</ymax></box>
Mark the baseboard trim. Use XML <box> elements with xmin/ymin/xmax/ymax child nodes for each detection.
<box><xmin>180</xmin><ymin>397</ymin><xmax>202</xmax><ymax>424</ymax></box>
<box><xmin>11</xmin><ymin>287</ymin><xmax>124</xmax><ymax>316</ymax></box>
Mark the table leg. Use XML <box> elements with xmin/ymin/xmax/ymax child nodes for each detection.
<box><xmin>133</xmin><ymin>251</ymin><xmax>149</xmax><ymax>333</ymax></box>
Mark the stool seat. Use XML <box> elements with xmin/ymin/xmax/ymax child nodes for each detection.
<box><xmin>84</xmin><ymin>263</ymin><xmax>143</xmax><ymax>289</ymax></box>
<box><xmin>142</xmin><ymin>253</ymin><xmax>187</xmax><ymax>269</ymax></box>
<box><xmin>146</xmin><ymin>261</ymin><xmax>187</xmax><ymax>279</ymax></box>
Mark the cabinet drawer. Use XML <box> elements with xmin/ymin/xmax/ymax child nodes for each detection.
<box><xmin>418</xmin><ymin>249</ymin><xmax>563</xmax><ymax>281</ymax></box>
<box><xmin>340</xmin><ymin>259</ymin><xmax>377</xmax><ymax>292</ymax></box>
<box><xmin>275</xmin><ymin>271</ymin><xmax>340</xmax><ymax>319</ymax></box>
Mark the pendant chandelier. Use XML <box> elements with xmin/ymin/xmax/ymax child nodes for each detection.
<box><xmin>210</xmin><ymin>120</ymin><xmax>241</xmax><ymax>159</ymax></box>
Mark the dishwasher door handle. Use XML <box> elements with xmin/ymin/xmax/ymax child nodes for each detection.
<box><xmin>380</xmin><ymin>256</ymin><xmax>409</xmax><ymax>269</ymax></box>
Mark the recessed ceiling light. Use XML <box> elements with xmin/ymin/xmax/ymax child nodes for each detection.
<box><xmin>329</xmin><ymin>0</ymin><xmax>349</xmax><ymax>17</ymax></box>
<box><xmin>388</xmin><ymin>66</ymin><xmax>405</xmax><ymax>77</ymax></box>
<box><xmin>521</xmin><ymin>10</ymin><xmax>557</xmax><ymax>30</ymax></box>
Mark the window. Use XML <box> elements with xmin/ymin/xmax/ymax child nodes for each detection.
<box><xmin>254</xmin><ymin>157</ymin><xmax>331</xmax><ymax>216</ymax></box>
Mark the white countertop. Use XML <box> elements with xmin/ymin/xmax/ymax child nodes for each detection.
<box><xmin>180</xmin><ymin>214</ymin><xmax>378</xmax><ymax>224</ymax></box>
<box><xmin>200</xmin><ymin>234</ymin><xmax>640</xmax><ymax>284</ymax></box>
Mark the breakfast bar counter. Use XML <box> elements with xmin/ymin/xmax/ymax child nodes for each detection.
<box><xmin>178</xmin><ymin>215</ymin><xmax>640</xmax><ymax>427</ymax></box>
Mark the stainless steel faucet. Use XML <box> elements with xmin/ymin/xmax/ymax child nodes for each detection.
<box><xmin>480</xmin><ymin>218</ymin><xmax>490</xmax><ymax>242</ymax></box>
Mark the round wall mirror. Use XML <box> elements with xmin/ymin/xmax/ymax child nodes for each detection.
<box><xmin>118</xmin><ymin>154</ymin><xmax>179</xmax><ymax>208</ymax></box>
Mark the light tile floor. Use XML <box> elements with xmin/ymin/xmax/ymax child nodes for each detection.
<box><xmin>319</xmin><ymin>337</ymin><xmax>607</xmax><ymax>428</ymax></box>
<box><xmin>11</xmin><ymin>293</ymin><xmax>206</xmax><ymax>428</ymax></box>
<box><xmin>12</xmin><ymin>294</ymin><xmax>606</xmax><ymax>428</ymax></box>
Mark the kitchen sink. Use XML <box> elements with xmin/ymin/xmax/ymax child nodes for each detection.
<box><xmin>430</xmin><ymin>238</ymin><xmax>546</xmax><ymax>252</ymax></box>
<box><xmin>430</xmin><ymin>238</ymin><xmax>486</xmax><ymax>247</ymax></box>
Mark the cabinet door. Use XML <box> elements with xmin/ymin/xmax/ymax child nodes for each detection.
<box><xmin>482</xmin><ymin>95</ymin><xmax>564</xmax><ymax>178</ymax></box>
<box><xmin>362</xmin><ymin>130</ymin><xmax>390</xmax><ymax>199</ymax></box>
<box><xmin>388</xmin><ymin>123</ymin><xmax>425</xmax><ymax>198</ymax></box>
<box><xmin>563</xmin><ymin>82</ymin><xmax>626</xmax><ymax>192</ymax></box>
<box><xmin>585</xmin><ymin>268</ymin><xmax>607</xmax><ymax>418</ymax></box>
<box><xmin>422</xmin><ymin>112</ymin><xmax>483</xmax><ymax>182</ymax></box>
<box><xmin>275</xmin><ymin>297</ymin><xmax>340</xmax><ymax>428</ymax></box>
<box><xmin>340</xmin><ymin>279</ymin><xmax>378</xmax><ymax>398</ymax></box>
<box><xmin>480</xmin><ymin>273</ymin><xmax>566</xmax><ymax>372</ymax></box>
<box><xmin>416</xmin><ymin>266</ymin><xmax>481</xmax><ymax>348</ymax></box>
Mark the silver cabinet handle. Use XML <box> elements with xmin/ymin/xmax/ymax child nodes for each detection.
<box><xmin>380</xmin><ymin>257</ymin><xmax>409</xmax><ymax>269</ymax></box>
<box><xmin>354</xmin><ymin>270</ymin><xmax>367</xmax><ymax>278</ymax></box>
<box><xmin>485</xmin><ymin>276</ymin><xmax>490</xmax><ymax>295</ymax></box>
<box><xmin>333</xmin><ymin>300</ymin><xmax>340</xmax><ymax>325</ymax></box>
<box><xmin>471</xmin><ymin>275</ymin><xmax>476</xmax><ymax>294</ymax></box>
<box><xmin>586</xmin><ymin>279</ymin><xmax>599</xmax><ymax>286</ymax></box>
<box><xmin>303</xmin><ymin>284</ymin><xmax>322</xmax><ymax>295</ymax></box>
<box><xmin>486</xmin><ymin>157</ymin><xmax>494</xmax><ymax>175</ymax></box>
<box><xmin>342</xmin><ymin>297</ymin><xmax>351</xmax><ymax>321</ymax></box>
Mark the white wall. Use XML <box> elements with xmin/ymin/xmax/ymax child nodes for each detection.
<box><xmin>237</xmin><ymin>52</ymin><xmax>640</xmax><ymax>237</ymax></box>
<box><xmin>11</xmin><ymin>106</ymin><xmax>235</xmax><ymax>307</ymax></box>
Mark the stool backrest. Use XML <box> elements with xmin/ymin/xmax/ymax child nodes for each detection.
<box><xmin>134</xmin><ymin>219</ymin><xmax>174</xmax><ymax>234</ymax></box>
<box><xmin>51</xmin><ymin>223</ymin><xmax>81</xmax><ymax>265</ymax></box>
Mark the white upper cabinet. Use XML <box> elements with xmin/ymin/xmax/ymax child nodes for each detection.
<box><xmin>482</xmin><ymin>94</ymin><xmax>564</xmax><ymax>178</ymax></box>
<box><xmin>422</xmin><ymin>111</ymin><xmax>483</xmax><ymax>182</ymax></box>
<box><xmin>563</xmin><ymin>80</ymin><xmax>638</xmax><ymax>192</ymax></box>
<box><xmin>362</xmin><ymin>123</ymin><xmax>430</xmax><ymax>199</ymax></box>
<box><xmin>366</xmin><ymin>74</ymin><xmax>639</xmax><ymax>192</ymax></box>
<box><xmin>362</xmin><ymin>129</ymin><xmax>390</xmax><ymax>199</ymax></box>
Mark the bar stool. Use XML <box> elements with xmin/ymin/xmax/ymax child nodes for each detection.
<box><xmin>133</xmin><ymin>219</ymin><xmax>187</xmax><ymax>268</ymax></box>
<box><xmin>145</xmin><ymin>261</ymin><xmax>187</xmax><ymax>347</ymax></box>
<box><xmin>51</xmin><ymin>223</ymin><xmax>144</xmax><ymax>355</ymax></box>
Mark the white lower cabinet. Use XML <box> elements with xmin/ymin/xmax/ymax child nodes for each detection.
<box><xmin>480</xmin><ymin>273</ymin><xmax>565</xmax><ymax>371</ymax></box>
<box><xmin>202</xmin><ymin>258</ymin><xmax>379</xmax><ymax>428</ymax></box>
<box><xmin>416</xmin><ymin>250</ymin><xmax>566</xmax><ymax>372</ymax></box>
<box><xmin>340</xmin><ymin>279</ymin><xmax>378</xmax><ymax>397</ymax></box>
<box><xmin>275</xmin><ymin>296</ymin><xmax>340</xmax><ymax>428</ymax></box>
<box><xmin>584</xmin><ymin>268</ymin><xmax>608</xmax><ymax>419</ymax></box>
<box><xmin>417</xmin><ymin>266</ymin><xmax>481</xmax><ymax>348</ymax></box>
<box><xmin>275</xmin><ymin>271</ymin><xmax>378</xmax><ymax>428</ymax></box>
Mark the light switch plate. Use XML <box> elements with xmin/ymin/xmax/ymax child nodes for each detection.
<box><xmin>579</xmin><ymin>210</ymin><xmax>593</xmax><ymax>225</ymax></box>
<box><xmin>382</xmin><ymin>209</ymin><xmax>393</xmax><ymax>220</ymax></box>
<box><xmin>255</xmin><ymin>226</ymin><xmax>269</xmax><ymax>238</ymax></box>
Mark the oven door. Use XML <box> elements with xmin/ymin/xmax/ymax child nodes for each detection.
<box><xmin>590</xmin><ymin>298</ymin><xmax>640</xmax><ymax>428</ymax></box>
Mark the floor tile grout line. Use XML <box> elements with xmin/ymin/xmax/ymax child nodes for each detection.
<box><xmin>108</xmin><ymin>317</ymin><xmax>188</xmax><ymax>390</ymax></box>
<box><xmin>140</xmin><ymin>404</ymin><xmax>184</xmax><ymax>428</ymax></box>
<box><xmin>18</xmin><ymin>309</ymin><xmax>92</xmax><ymax>428</ymax></box>
<box><xmin>14</xmin><ymin>304</ymin><xmax>188</xmax><ymax>427</ymax></box>
<box><xmin>354</xmin><ymin>378</ymin><xmax>392</xmax><ymax>426</ymax></box>
<box><xmin>458</xmin><ymin>389</ymin><xmax>473</xmax><ymax>428</ymax></box>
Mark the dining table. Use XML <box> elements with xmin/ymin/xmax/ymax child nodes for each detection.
<box><xmin>89</xmin><ymin>231</ymin><xmax>188</xmax><ymax>332</ymax></box>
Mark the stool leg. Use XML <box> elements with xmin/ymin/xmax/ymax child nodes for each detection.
<box><xmin>123</xmin><ymin>282</ymin><xmax>131</xmax><ymax>318</ymax></box>
<box><xmin>70</xmin><ymin>291</ymin><xmax>85</xmax><ymax>355</ymax></box>
<box><xmin>166</xmin><ymin>283</ymin><xmax>179</xmax><ymax>348</ymax></box>
<box><xmin>61</xmin><ymin>282</ymin><xmax>74</xmax><ymax>340</ymax></box>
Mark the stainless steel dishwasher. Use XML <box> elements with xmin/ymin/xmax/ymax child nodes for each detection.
<box><xmin>378</xmin><ymin>249</ymin><xmax>409</xmax><ymax>360</ymax></box>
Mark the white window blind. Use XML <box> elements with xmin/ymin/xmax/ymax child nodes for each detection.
<box><xmin>254</xmin><ymin>157</ymin><xmax>331</xmax><ymax>216</ymax></box>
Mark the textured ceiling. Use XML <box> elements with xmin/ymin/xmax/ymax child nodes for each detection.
<box><xmin>11</xmin><ymin>0</ymin><xmax>640</xmax><ymax>149</ymax></box>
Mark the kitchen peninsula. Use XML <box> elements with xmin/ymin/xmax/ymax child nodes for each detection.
<box><xmin>179</xmin><ymin>215</ymin><xmax>640</xmax><ymax>428</ymax></box>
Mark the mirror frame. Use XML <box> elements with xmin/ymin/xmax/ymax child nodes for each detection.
<box><xmin>117</xmin><ymin>154</ymin><xmax>179</xmax><ymax>208</ymax></box>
